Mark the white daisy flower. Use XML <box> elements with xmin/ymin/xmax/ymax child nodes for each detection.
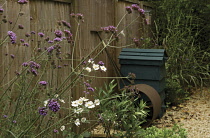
<box><xmin>71</xmin><ymin>100</ymin><xmax>79</xmax><ymax>107</ymax></box>
<box><xmin>77</xmin><ymin>99</ymin><xmax>83</xmax><ymax>105</ymax></box>
<box><xmin>75</xmin><ymin>119</ymin><xmax>80</xmax><ymax>126</ymax></box>
<box><xmin>44</xmin><ymin>100</ymin><xmax>49</xmax><ymax>106</ymax></box>
<box><xmin>60</xmin><ymin>125</ymin><xmax>65</xmax><ymax>131</ymax></box>
<box><xmin>94</xmin><ymin>99</ymin><xmax>100</xmax><ymax>106</ymax></box>
<box><xmin>79</xmin><ymin>97</ymin><xmax>89</xmax><ymax>102</ymax></box>
<box><xmin>84</xmin><ymin>67</ymin><xmax>92</xmax><ymax>72</ymax></box>
<box><xmin>100</xmin><ymin>66</ymin><xmax>107</xmax><ymax>72</ymax></box>
<box><xmin>92</xmin><ymin>64</ymin><xmax>99</xmax><ymax>70</ymax></box>
<box><xmin>81</xmin><ymin>117</ymin><xmax>86</xmax><ymax>123</ymax></box>
<box><xmin>85</xmin><ymin>101</ymin><xmax>95</xmax><ymax>108</ymax></box>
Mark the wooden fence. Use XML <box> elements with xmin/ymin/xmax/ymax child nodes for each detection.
<box><xmin>0</xmin><ymin>0</ymin><xmax>153</xmax><ymax>135</ymax></box>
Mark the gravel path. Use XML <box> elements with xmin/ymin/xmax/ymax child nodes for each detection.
<box><xmin>152</xmin><ymin>88</ymin><xmax>210</xmax><ymax>138</ymax></box>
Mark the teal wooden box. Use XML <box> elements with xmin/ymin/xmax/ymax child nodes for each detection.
<box><xmin>119</xmin><ymin>48</ymin><xmax>168</xmax><ymax>93</ymax></box>
<box><xmin>119</xmin><ymin>48</ymin><xmax>168</xmax><ymax>118</ymax></box>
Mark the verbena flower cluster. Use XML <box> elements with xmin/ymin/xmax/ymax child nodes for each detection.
<box><xmin>39</xmin><ymin>81</ymin><xmax>48</xmax><ymax>86</ymax></box>
<box><xmin>18</xmin><ymin>0</ymin><xmax>28</xmax><ymax>4</ymax></box>
<box><xmin>38</xmin><ymin>97</ymin><xmax>64</xmax><ymax>116</ymax></box>
<box><xmin>22</xmin><ymin>61</ymin><xmax>40</xmax><ymax>76</ymax></box>
<box><xmin>61</xmin><ymin>20</ymin><xmax>71</xmax><ymax>28</ymax></box>
<box><xmin>47</xmin><ymin>99</ymin><xmax>61</xmax><ymax>112</ymax></box>
<box><xmin>125</xmin><ymin>4</ymin><xmax>145</xmax><ymax>16</ymax></box>
<box><xmin>38</xmin><ymin>107</ymin><xmax>48</xmax><ymax>116</ymax></box>
<box><xmin>8</xmin><ymin>31</ymin><xmax>17</xmax><ymax>44</ymax></box>
<box><xmin>54</xmin><ymin>30</ymin><xmax>63</xmax><ymax>38</ymax></box>
<box><xmin>83</xmin><ymin>82</ymin><xmax>94</xmax><ymax>94</ymax></box>
<box><xmin>101</xmin><ymin>26</ymin><xmax>117</xmax><ymax>34</ymax></box>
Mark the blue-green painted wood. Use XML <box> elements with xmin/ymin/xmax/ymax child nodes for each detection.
<box><xmin>134</xmin><ymin>79</ymin><xmax>166</xmax><ymax>93</ymax></box>
<box><xmin>119</xmin><ymin>55</ymin><xmax>164</xmax><ymax>61</ymax></box>
<box><xmin>121</xmin><ymin>48</ymin><xmax>166</xmax><ymax>53</ymax></box>
<box><xmin>120</xmin><ymin>51</ymin><xmax>164</xmax><ymax>57</ymax></box>
<box><xmin>120</xmin><ymin>64</ymin><xmax>166</xmax><ymax>80</ymax></box>
<box><xmin>119</xmin><ymin>48</ymin><xmax>167</xmax><ymax>118</ymax></box>
<box><xmin>119</xmin><ymin>58</ymin><xmax>165</xmax><ymax>66</ymax></box>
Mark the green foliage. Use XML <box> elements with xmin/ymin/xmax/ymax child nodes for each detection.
<box><xmin>95</xmin><ymin>80</ymin><xmax>148</xmax><ymax>137</ymax></box>
<box><xmin>165</xmin><ymin>75</ymin><xmax>189</xmax><ymax>106</ymax></box>
<box><xmin>151</xmin><ymin>0</ymin><xmax>210</xmax><ymax>88</ymax></box>
<box><xmin>137</xmin><ymin>124</ymin><xmax>187</xmax><ymax>138</ymax></box>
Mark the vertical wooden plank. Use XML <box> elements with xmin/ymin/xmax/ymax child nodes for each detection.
<box><xmin>0</xmin><ymin>0</ymin><xmax>8</xmax><ymax>88</ymax></box>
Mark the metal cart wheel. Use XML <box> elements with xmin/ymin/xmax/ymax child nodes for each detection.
<box><xmin>127</xmin><ymin>84</ymin><xmax>161</xmax><ymax>127</ymax></box>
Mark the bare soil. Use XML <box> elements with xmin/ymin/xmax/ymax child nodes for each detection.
<box><xmin>152</xmin><ymin>87</ymin><xmax>210</xmax><ymax>138</ymax></box>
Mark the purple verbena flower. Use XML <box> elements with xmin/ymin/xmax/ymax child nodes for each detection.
<box><xmin>38</xmin><ymin>32</ymin><xmax>44</xmax><ymax>37</ymax></box>
<box><xmin>13</xmin><ymin>120</ymin><xmax>17</xmax><ymax>123</ymax></box>
<box><xmin>48</xmin><ymin>99</ymin><xmax>60</xmax><ymax>112</ymax></box>
<box><xmin>131</xmin><ymin>4</ymin><xmax>139</xmax><ymax>10</ymax></box>
<box><xmin>10</xmin><ymin>54</ymin><xmax>15</xmax><ymax>59</ymax></box>
<box><xmin>25</xmin><ymin>33</ymin><xmax>30</xmax><ymax>37</ymax></box>
<box><xmin>47</xmin><ymin>46</ymin><xmax>54</xmax><ymax>53</ymax></box>
<box><xmin>138</xmin><ymin>8</ymin><xmax>145</xmax><ymax>15</ymax></box>
<box><xmin>48</xmin><ymin>40</ymin><xmax>54</xmax><ymax>43</ymax></box>
<box><xmin>22</xmin><ymin>62</ymin><xmax>29</xmax><ymax>67</ymax></box>
<box><xmin>31</xmin><ymin>31</ymin><xmax>36</xmax><ymax>34</ymax></box>
<box><xmin>15</xmin><ymin>70</ymin><xmax>20</xmax><ymax>76</ymax></box>
<box><xmin>70</xmin><ymin>13</ymin><xmax>76</xmax><ymax>17</ymax></box>
<box><xmin>38</xmin><ymin>107</ymin><xmax>48</xmax><ymax>116</ymax></box>
<box><xmin>23</xmin><ymin>43</ymin><xmax>29</xmax><ymax>47</ymax></box>
<box><xmin>31</xmin><ymin>68</ymin><xmax>38</xmax><ymax>76</ymax></box>
<box><xmin>64</xmin><ymin>30</ymin><xmax>73</xmax><ymax>37</ymax></box>
<box><xmin>83</xmin><ymin>91</ymin><xmax>90</xmax><ymax>94</ymax></box>
<box><xmin>20</xmin><ymin>39</ymin><xmax>25</xmax><ymax>43</ymax></box>
<box><xmin>101</xmin><ymin>27</ymin><xmax>109</xmax><ymax>33</ymax></box>
<box><xmin>101</xmin><ymin>26</ymin><xmax>117</xmax><ymax>33</ymax></box>
<box><xmin>0</xmin><ymin>8</ymin><xmax>4</xmax><ymax>12</ymax></box>
<box><xmin>54</xmin><ymin>30</ymin><xmax>63</xmax><ymax>38</ymax></box>
<box><xmin>108</xmin><ymin>26</ymin><xmax>117</xmax><ymax>33</ymax></box>
<box><xmin>125</xmin><ymin>6</ymin><xmax>132</xmax><ymax>14</ymax></box>
<box><xmin>84</xmin><ymin>82</ymin><xmax>91</xmax><ymax>87</ymax></box>
<box><xmin>18</xmin><ymin>24</ymin><xmax>24</xmax><ymax>29</ymax></box>
<box><xmin>53</xmin><ymin>37</ymin><xmax>62</xmax><ymax>42</ymax></box>
<box><xmin>29</xmin><ymin>61</ymin><xmax>40</xmax><ymax>69</ymax></box>
<box><xmin>76</xmin><ymin>13</ymin><xmax>84</xmax><ymax>20</ymax></box>
<box><xmin>53</xmin><ymin>129</ymin><xmax>58</xmax><ymax>133</ymax></box>
<box><xmin>87</xmin><ymin>87</ymin><xmax>94</xmax><ymax>92</ymax></box>
<box><xmin>61</xmin><ymin>20</ymin><xmax>71</xmax><ymax>28</ymax></box>
<box><xmin>39</xmin><ymin>81</ymin><xmax>48</xmax><ymax>86</ymax></box>
<box><xmin>3</xmin><ymin>115</ymin><xmax>8</xmax><ymax>118</ymax></box>
<box><xmin>82</xmin><ymin>61</ymin><xmax>87</xmax><ymax>65</ymax></box>
<box><xmin>98</xmin><ymin>61</ymin><xmax>104</xmax><ymax>66</ymax></box>
<box><xmin>8</xmin><ymin>31</ymin><xmax>17</xmax><ymax>44</ymax></box>
<box><xmin>18</xmin><ymin>0</ymin><xmax>28</xmax><ymax>4</ymax></box>
<box><xmin>37</xmin><ymin>48</ymin><xmax>42</xmax><ymax>52</ymax></box>
<box><xmin>57</xmin><ymin>65</ymin><xmax>62</xmax><ymax>68</ymax></box>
